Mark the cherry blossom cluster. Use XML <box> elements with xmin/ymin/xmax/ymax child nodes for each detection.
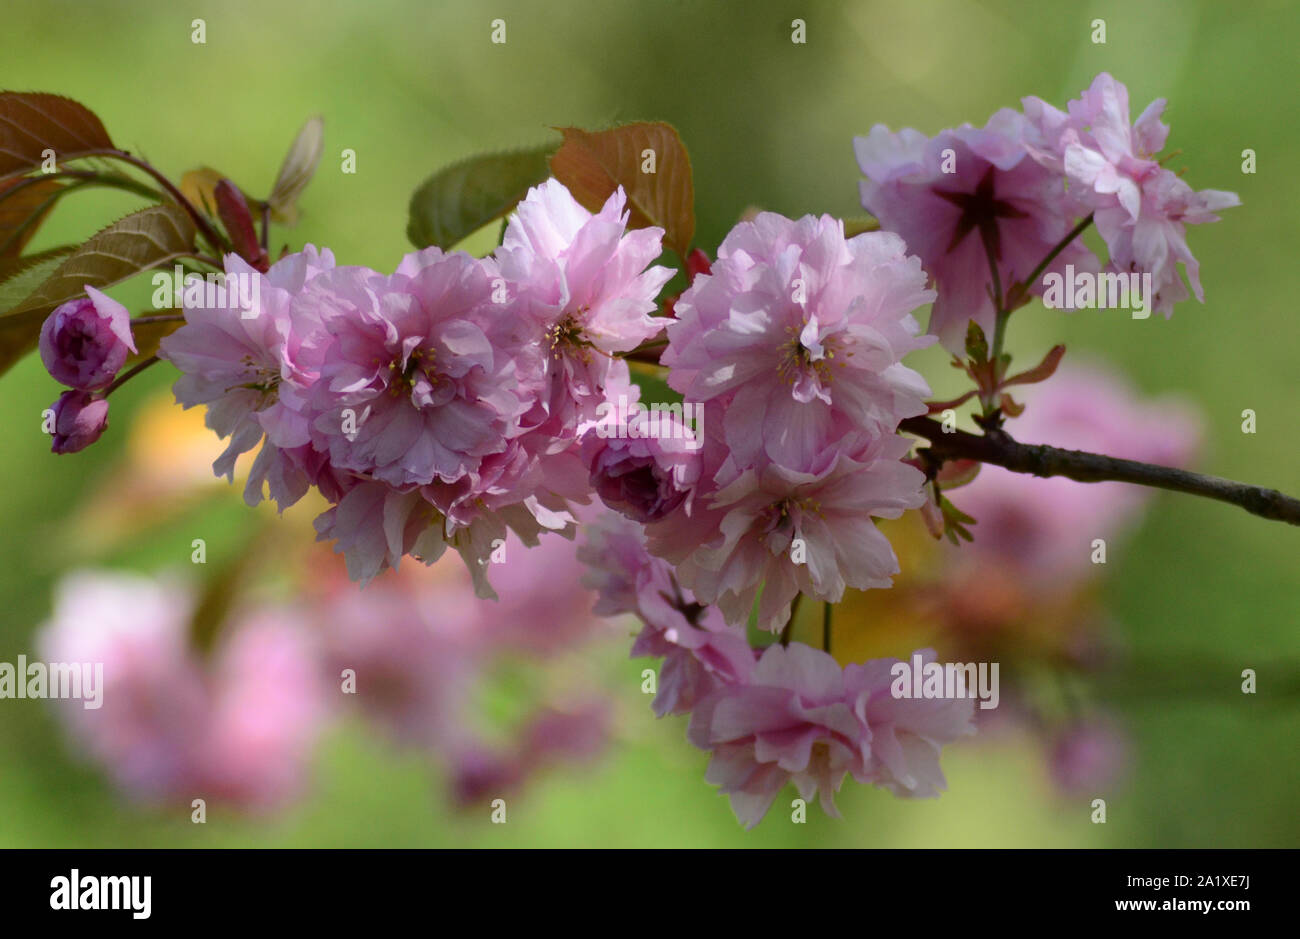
<box><xmin>33</xmin><ymin>71</ymin><xmax>1240</xmax><ymax>827</ymax></box>
<box><xmin>157</xmin><ymin>180</ymin><xmax>672</xmax><ymax>595</ymax></box>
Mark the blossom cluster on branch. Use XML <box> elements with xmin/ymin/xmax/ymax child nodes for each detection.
<box><xmin>10</xmin><ymin>71</ymin><xmax>1265</xmax><ymax>828</ymax></box>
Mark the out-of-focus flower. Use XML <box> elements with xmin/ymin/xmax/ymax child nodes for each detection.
<box><xmin>1046</xmin><ymin>714</ymin><xmax>1131</xmax><ymax>795</ymax></box>
<box><xmin>948</xmin><ymin>360</ymin><xmax>1202</xmax><ymax>593</ymax></box>
<box><xmin>48</xmin><ymin>389</ymin><xmax>110</xmax><ymax>454</ymax></box>
<box><xmin>200</xmin><ymin>609</ymin><xmax>328</xmax><ymax>807</ymax></box>
<box><xmin>38</xmin><ymin>571</ymin><xmax>208</xmax><ymax>801</ymax></box>
<box><xmin>39</xmin><ymin>287</ymin><xmax>136</xmax><ymax>391</ymax></box>
<box><xmin>519</xmin><ymin>702</ymin><xmax>611</xmax><ymax>768</ymax></box>
<box><xmin>37</xmin><ymin>570</ymin><xmax>328</xmax><ymax>809</ymax></box>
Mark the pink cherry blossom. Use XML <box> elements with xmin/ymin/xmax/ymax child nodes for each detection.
<box><xmin>647</xmin><ymin>434</ymin><xmax>927</xmax><ymax>631</ymax></box>
<box><xmin>664</xmin><ymin>214</ymin><xmax>934</xmax><ymax>469</ymax></box>
<box><xmin>159</xmin><ymin>247</ymin><xmax>335</xmax><ymax>484</ymax></box>
<box><xmin>687</xmin><ymin>642</ymin><xmax>870</xmax><ymax>828</ymax></box>
<box><xmin>304</xmin><ymin>252</ymin><xmax>528</xmax><ymax>489</ymax></box>
<box><xmin>855</xmin><ymin>111</ymin><xmax>1098</xmax><ymax>352</ymax></box>
<box><xmin>688</xmin><ymin>644</ymin><xmax>974</xmax><ymax>827</ymax></box>
<box><xmin>1024</xmin><ymin>73</ymin><xmax>1239</xmax><ymax>316</ymax></box>
<box><xmin>497</xmin><ymin>178</ymin><xmax>674</xmax><ymax>422</ymax></box>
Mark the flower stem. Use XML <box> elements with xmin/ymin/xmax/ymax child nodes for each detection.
<box><xmin>779</xmin><ymin>593</ymin><xmax>804</xmax><ymax>647</ymax></box>
<box><xmin>104</xmin><ymin>355</ymin><xmax>160</xmax><ymax>396</ymax></box>
<box><xmin>1008</xmin><ymin>213</ymin><xmax>1095</xmax><ymax>310</ymax></box>
<box><xmin>77</xmin><ymin>149</ymin><xmax>228</xmax><ymax>256</ymax></box>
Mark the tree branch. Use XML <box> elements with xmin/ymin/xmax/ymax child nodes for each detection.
<box><xmin>900</xmin><ymin>415</ymin><xmax>1300</xmax><ymax>526</ymax></box>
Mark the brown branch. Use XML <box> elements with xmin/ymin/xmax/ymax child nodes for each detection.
<box><xmin>900</xmin><ymin>415</ymin><xmax>1300</xmax><ymax>526</ymax></box>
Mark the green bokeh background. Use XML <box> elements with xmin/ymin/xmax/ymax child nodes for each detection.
<box><xmin>0</xmin><ymin>0</ymin><xmax>1295</xmax><ymax>847</ymax></box>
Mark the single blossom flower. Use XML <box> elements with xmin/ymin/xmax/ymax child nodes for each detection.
<box><xmin>855</xmin><ymin>110</ymin><xmax>1098</xmax><ymax>351</ymax></box>
<box><xmin>39</xmin><ymin>287</ymin><xmax>137</xmax><ymax>390</ymax></box>
<box><xmin>687</xmin><ymin>643</ymin><xmax>871</xmax><ymax>828</ymax></box>
<box><xmin>1024</xmin><ymin>72</ymin><xmax>1239</xmax><ymax>316</ymax></box>
<box><xmin>304</xmin><ymin>251</ymin><xmax>530</xmax><ymax>490</ymax></box>
<box><xmin>648</xmin><ymin>435</ymin><xmax>927</xmax><ymax>631</ymax></box>
<box><xmin>158</xmin><ymin>247</ymin><xmax>335</xmax><ymax>485</ymax></box>
<box><xmin>48</xmin><ymin>389</ymin><xmax>110</xmax><ymax>454</ymax></box>
<box><xmin>664</xmin><ymin>214</ymin><xmax>935</xmax><ymax>469</ymax></box>
<box><xmin>497</xmin><ymin>178</ymin><xmax>674</xmax><ymax>422</ymax></box>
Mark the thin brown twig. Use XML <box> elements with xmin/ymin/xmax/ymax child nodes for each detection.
<box><xmin>900</xmin><ymin>415</ymin><xmax>1300</xmax><ymax>526</ymax></box>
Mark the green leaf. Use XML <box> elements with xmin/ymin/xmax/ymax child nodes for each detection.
<box><xmin>550</xmin><ymin>122</ymin><xmax>695</xmax><ymax>258</ymax></box>
<box><xmin>0</xmin><ymin>92</ymin><xmax>114</xmax><ymax>179</ymax></box>
<box><xmin>407</xmin><ymin>145</ymin><xmax>555</xmax><ymax>250</ymax></box>
<box><xmin>267</xmin><ymin>116</ymin><xmax>324</xmax><ymax>225</ymax></box>
<box><xmin>0</xmin><ymin>204</ymin><xmax>196</xmax><ymax>378</ymax></box>
<box><xmin>964</xmin><ymin>321</ymin><xmax>989</xmax><ymax>363</ymax></box>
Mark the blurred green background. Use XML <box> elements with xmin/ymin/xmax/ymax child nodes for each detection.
<box><xmin>0</xmin><ymin>0</ymin><xmax>1296</xmax><ymax>847</ymax></box>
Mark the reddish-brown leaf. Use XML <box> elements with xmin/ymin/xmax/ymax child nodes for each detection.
<box><xmin>0</xmin><ymin>92</ymin><xmax>114</xmax><ymax>178</ymax></box>
<box><xmin>1001</xmin><ymin>343</ymin><xmax>1066</xmax><ymax>389</ymax></box>
<box><xmin>550</xmin><ymin>122</ymin><xmax>695</xmax><ymax>258</ymax></box>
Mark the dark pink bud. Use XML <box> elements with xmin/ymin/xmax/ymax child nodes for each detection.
<box><xmin>215</xmin><ymin>179</ymin><xmax>270</xmax><ymax>273</ymax></box>
<box><xmin>39</xmin><ymin>287</ymin><xmax>136</xmax><ymax>390</ymax></box>
<box><xmin>49</xmin><ymin>389</ymin><xmax>110</xmax><ymax>454</ymax></box>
